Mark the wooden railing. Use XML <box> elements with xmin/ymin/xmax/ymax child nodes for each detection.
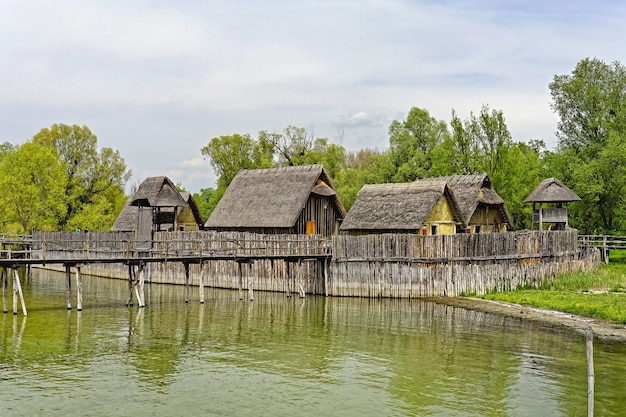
<box><xmin>578</xmin><ymin>235</ymin><xmax>626</xmax><ymax>263</ymax></box>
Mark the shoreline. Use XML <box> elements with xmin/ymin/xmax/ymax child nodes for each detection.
<box><xmin>425</xmin><ymin>296</ymin><xmax>626</xmax><ymax>343</ymax></box>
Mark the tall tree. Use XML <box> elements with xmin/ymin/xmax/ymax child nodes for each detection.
<box><xmin>549</xmin><ymin>58</ymin><xmax>626</xmax><ymax>233</ymax></box>
<box><xmin>0</xmin><ymin>142</ymin><xmax>67</xmax><ymax>233</ymax></box>
<box><xmin>32</xmin><ymin>124</ymin><xmax>131</xmax><ymax>230</ymax></box>
<box><xmin>388</xmin><ymin>107</ymin><xmax>449</xmax><ymax>182</ymax></box>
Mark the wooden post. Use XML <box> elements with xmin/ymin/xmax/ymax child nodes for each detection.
<box><xmin>285</xmin><ymin>261</ymin><xmax>291</xmax><ymax>297</ymax></box>
<box><xmin>136</xmin><ymin>263</ymin><xmax>145</xmax><ymax>307</ymax></box>
<box><xmin>323</xmin><ymin>258</ymin><xmax>329</xmax><ymax>297</ymax></box>
<box><xmin>238</xmin><ymin>261</ymin><xmax>244</xmax><ymax>300</ymax></box>
<box><xmin>586</xmin><ymin>327</ymin><xmax>595</xmax><ymax>417</ymax></box>
<box><xmin>248</xmin><ymin>262</ymin><xmax>254</xmax><ymax>301</ymax></box>
<box><xmin>12</xmin><ymin>269</ymin><xmax>27</xmax><ymax>316</ymax></box>
<box><xmin>2</xmin><ymin>268</ymin><xmax>7</xmax><ymax>314</ymax></box>
<box><xmin>66</xmin><ymin>265</ymin><xmax>72</xmax><ymax>310</ymax></box>
<box><xmin>298</xmin><ymin>260</ymin><xmax>305</xmax><ymax>298</ymax></box>
<box><xmin>199</xmin><ymin>261</ymin><xmax>205</xmax><ymax>304</ymax></box>
<box><xmin>75</xmin><ymin>266</ymin><xmax>83</xmax><ymax>311</ymax></box>
<box><xmin>126</xmin><ymin>264</ymin><xmax>134</xmax><ymax>307</ymax></box>
<box><xmin>184</xmin><ymin>262</ymin><xmax>190</xmax><ymax>304</ymax></box>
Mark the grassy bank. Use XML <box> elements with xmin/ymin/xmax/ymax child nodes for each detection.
<box><xmin>476</xmin><ymin>254</ymin><xmax>626</xmax><ymax>324</ymax></box>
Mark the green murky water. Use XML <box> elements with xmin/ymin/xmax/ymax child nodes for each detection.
<box><xmin>1</xmin><ymin>269</ymin><xmax>625</xmax><ymax>416</ymax></box>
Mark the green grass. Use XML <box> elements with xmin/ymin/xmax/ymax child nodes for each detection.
<box><xmin>476</xmin><ymin>263</ymin><xmax>626</xmax><ymax>324</ymax></box>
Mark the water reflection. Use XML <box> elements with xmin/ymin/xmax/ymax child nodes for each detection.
<box><xmin>1</xmin><ymin>269</ymin><xmax>626</xmax><ymax>416</ymax></box>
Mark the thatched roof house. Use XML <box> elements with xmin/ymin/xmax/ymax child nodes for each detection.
<box><xmin>340</xmin><ymin>181</ymin><xmax>465</xmax><ymax>235</ymax></box>
<box><xmin>523</xmin><ymin>178</ymin><xmax>580</xmax><ymax>230</ymax></box>
<box><xmin>112</xmin><ymin>176</ymin><xmax>202</xmax><ymax>233</ymax></box>
<box><xmin>414</xmin><ymin>174</ymin><xmax>514</xmax><ymax>233</ymax></box>
<box><xmin>204</xmin><ymin>164</ymin><xmax>346</xmax><ymax>237</ymax></box>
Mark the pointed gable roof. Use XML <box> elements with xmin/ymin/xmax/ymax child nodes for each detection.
<box><xmin>414</xmin><ymin>174</ymin><xmax>514</xmax><ymax>229</ymax></box>
<box><xmin>204</xmin><ymin>164</ymin><xmax>346</xmax><ymax>229</ymax></box>
<box><xmin>111</xmin><ymin>176</ymin><xmax>189</xmax><ymax>231</ymax></box>
<box><xmin>340</xmin><ymin>181</ymin><xmax>464</xmax><ymax>231</ymax></box>
<box><xmin>523</xmin><ymin>178</ymin><xmax>581</xmax><ymax>203</ymax></box>
<box><xmin>130</xmin><ymin>176</ymin><xmax>187</xmax><ymax>207</ymax></box>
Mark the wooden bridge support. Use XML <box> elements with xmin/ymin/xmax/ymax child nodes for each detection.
<box><xmin>2</xmin><ymin>268</ymin><xmax>7</xmax><ymax>314</ymax></box>
<box><xmin>199</xmin><ymin>261</ymin><xmax>205</xmax><ymax>304</ymax></box>
<box><xmin>126</xmin><ymin>263</ymin><xmax>146</xmax><ymax>308</ymax></box>
<box><xmin>237</xmin><ymin>260</ymin><xmax>254</xmax><ymax>301</ymax></box>
<box><xmin>64</xmin><ymin>265</ymin><xmax>84</xmax><ymax>311</ymax></box>
<box><xmin>8</xmin><ymin>268</ymin><xmax>27</xmax><ymax>316</ymax></box>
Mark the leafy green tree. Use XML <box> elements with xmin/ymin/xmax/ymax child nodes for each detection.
<box><xmin>0</xmin><ymin>142</ymin><xmax>67</xmax><ymax>233</ymax></box>
<box><xmin>334</xmin><ymin>149</ymin><xmax>394</xmax><ymax>210</ymax></box>
<box><xmin>193</xmin><ymin>187</ymin><xmax>216</xmax><ymax>222</ymax></box>
<box><xmin>32</xmin><ymin>124</ymin><xmax>131</xmax><ymax>230</ymax></box>
<box><xmin>548</xmin><ymin>58</ymin><xmax>626</xmax><ymax>233</ymax></box>
<box><xmin>388</xmin><ymin>107</ymin><xmax>449</xmax><ymax>182</ymax></box>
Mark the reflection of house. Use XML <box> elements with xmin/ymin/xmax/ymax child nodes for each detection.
<box><xmin>112</xmin><ymin>177</ymin><xmax>203</xmax><ymax>238</ymax></box>
<box><xmin>204</xmin><ymin>165</ymin><xmax>346</xmax><ymax>237</ymax></box>
<box><xmin>340</xmin><ymin>181</ymin><xmax>464</xmax><ymax>235</ymax></box>
<box><xmin>414</xmin><ymin>174</ymin><xmax>514</xmax><ymax>233</ymax></box>
<box><xmin>523</xmin><ymin>178</ymin><xmax>580</xmax><ymax>230</ymax></box>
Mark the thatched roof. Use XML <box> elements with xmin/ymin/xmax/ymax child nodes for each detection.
<box><xmin>414</xmin><ymin>174</ymin><xmax>514</xmax><ymax>229</ymax></box>
<box><xmin>204</xmin><ymin>164</ymin><xmax>346</xmax><ymax>229</ymax></box>
<box><xmin>130</xmin><ymin>176</ymin><xmax>187</xmax><ymax>207</ymax></box>
<box><xmin>523</xmin><ymin>178</ymin><xmax>581</xmax><ymax>203</ymax></box>
<box><xmin>111</xmin><ymin>176</ymin><xmax>191</xmax><ymax>232</ymax></box>
<box><xmin>340</xmin><ymin>181</ymin><xmax>464</xmax><ymax>231</ymax></box>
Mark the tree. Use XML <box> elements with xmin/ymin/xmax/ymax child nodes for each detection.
<box><xmin>32</xmin><ymin>124</ymin><xmax>131</xmax><ymax>230</ymax></box>
<box><xmin>0</xmin><ymin>142</ymin><xmax>67</xmax><ymax>233</ymax></box>
<box><xmin>549</xmin><ymin>58</ymin><xmax>626</xmax><ymax>233</ymax></box>
<box><xmin>388</xmin><ymin>107</ymin><xmax>449</xmax><ymax>182</ymax></box>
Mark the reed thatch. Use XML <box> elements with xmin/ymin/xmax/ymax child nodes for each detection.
<box><xmin>340</xmin><ymin>181</ymin><xmax>464</xmax><ymax>232</ymax></box>
<box><xmin>523</xmin><ymin>178</ymin><xmax>581</xmax><ymax>203</ymax></box>
<box><xmin>414</xmin><ymin>174</ymin><xmax>515</xmax><ymax>230</ymax></box>
<box><xmin>205</xmin><ymin>164</ymin><xmax>346</xmax><ymax>230</ymax></box>
<box><xmin>112</xmin><ymin>176</ymin><xmax>197</xmax><ymax>232</ymax></box>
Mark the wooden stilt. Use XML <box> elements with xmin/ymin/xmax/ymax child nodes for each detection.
<box><xmin>12</xmin><ymin>269</ymin><xmax>27</xmax><ymax>316</ymax></box>
<box><xmin>66</xmin><ymin>265</ymin><xmax>72</xmax><ymax>310</ymax></box>
<box><xmin>137</xmin><ymin>263</ymin><xmax>145</xmax><ymax>307</ymax></box>
<box><xmin>323</xmin><ymin>259</ymin><xmax>328</xmax><ymax>297</ymax></box>
<box><xmin>285</xmin><ymin>261</ymin><xmax>291</xmax><ymax>297</ymax></box>
<box><xmin>298</xmin><ymin>260</ymin><xmax>305</xmax><ymax>298</ymax></box>
<box><xmin>75</xmin><ymin>266</ymin><xmax>83</xmax><ymax>311</ymax></box>
<box><xmin>184</xmin><ymin>262</ymin><xmax>190</xmax><ymax>304</ymax></box>
<box><xmin>587</xmin><ymin>327</ymin><xmax>595</xmax><ymax>417</ymax></box>
<box><xmin>126</xmin><ymin>264</ymin><xmax>134</xmax><ymax>306</ymax></box>
<box><xmin>2</xmin><ymin>268</ymin><xmax>7</xmax><ymax>314</ymax></box>
<box><xmin>199</xmin><ymin>261</ymin><xmax>205</xmax><ymax>304</ymax></box>
<box><xmin>248</xmin><ymin>262</ymin><xmax>254</xmax><ymax>301</ymax></box>
<box><xmin>238</xmin><ymin>261</ymin><xmax>244</xmax><ymax>300</ymax></box>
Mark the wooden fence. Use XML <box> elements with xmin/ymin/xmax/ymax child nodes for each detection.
<box><xmin>30</xmin><ymin>229</ymin><xmax>600</xmax><ymax>298</ymax></box>
<box><xmin>328</xmin><ymin>230</ymin><xmax>600</xmax><ymax>297</ymax></box>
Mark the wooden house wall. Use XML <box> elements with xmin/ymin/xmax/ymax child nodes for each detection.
<box><xmin>176</xmin><ymin>206</ymin><xmax>200</xmax><ymax>231</ymax></box>
<box><xmin>469</xmin><ymin>204</ymin><xmax>507</xmax><ymax>233</ymax></box>
<box><xmin>295</xmin><ymin>194</ymin><xmax>341</xmax><ymax>237</ymax></box>
<box><xmin>423</xmin><ymin>196</ymin><xmax>458</xmax><ymax>235</ymax></box>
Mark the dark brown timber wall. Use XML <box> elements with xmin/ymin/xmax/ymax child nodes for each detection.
<box><xmin>32</xmin><ymin>230</ymin><xmax>599</xmax><ymax>298</ymax></box>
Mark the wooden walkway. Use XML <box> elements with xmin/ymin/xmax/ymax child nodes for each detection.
<box><xmin>1</xmin><ymin>233</ymin><xmax>332</xmax><ymax>316</ymax></box>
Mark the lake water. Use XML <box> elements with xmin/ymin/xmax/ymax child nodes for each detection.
<box><xmin>1</xmin><ymin>269</ymin><xmax>625</xmax><ymax>416</ymax></box>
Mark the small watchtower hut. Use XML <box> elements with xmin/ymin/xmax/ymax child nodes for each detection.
<box><xmin>523</xmin><ymin>178</ymin><xmax>580</xmax><ymax>230</ymax></box>
<box><xmin>112</xmin><ymin>176</ymin><xmax>192</xmax><ymax>241</ymax></box>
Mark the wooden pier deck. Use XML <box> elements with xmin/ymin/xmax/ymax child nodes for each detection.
<box><xmin>1</xmin><ymin>232</ymin><xmax>332</xmax><ymax>316</ymax></box>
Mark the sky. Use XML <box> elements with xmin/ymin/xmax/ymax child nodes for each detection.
<box><xmin>1</xmin><ymin>0</ymin><xmax>625</xmax><ymax>194</ymax></box>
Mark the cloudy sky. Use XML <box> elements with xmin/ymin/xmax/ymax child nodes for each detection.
<box><xmin>1</xmin><ymin>0</ymin><xmax>624</xmax><ymax>193</ymax></box>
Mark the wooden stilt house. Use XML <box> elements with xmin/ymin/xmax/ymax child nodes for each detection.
<box><xmin>523</xmin><ymin>178</ymin><xmax>580</xmax><ymax>230</ymax></box>
<box><xmin>204</xmin><ymin>164</ymin><xmax>346</xmax><ymax>237</ymax></box>
<box><xmin>112</xmin><ymin>176</ymin><xmax>202</xmax><ymax>239</ymax></box>
<box><xmin>414</xmin><ymin>174</ymin><xmax>515</xmax><ymax>233</ymax></box>
<box><xmin>339</xmin><ymin>181</ymin><xmax>465</xmax><ymax>235</ymax></box>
